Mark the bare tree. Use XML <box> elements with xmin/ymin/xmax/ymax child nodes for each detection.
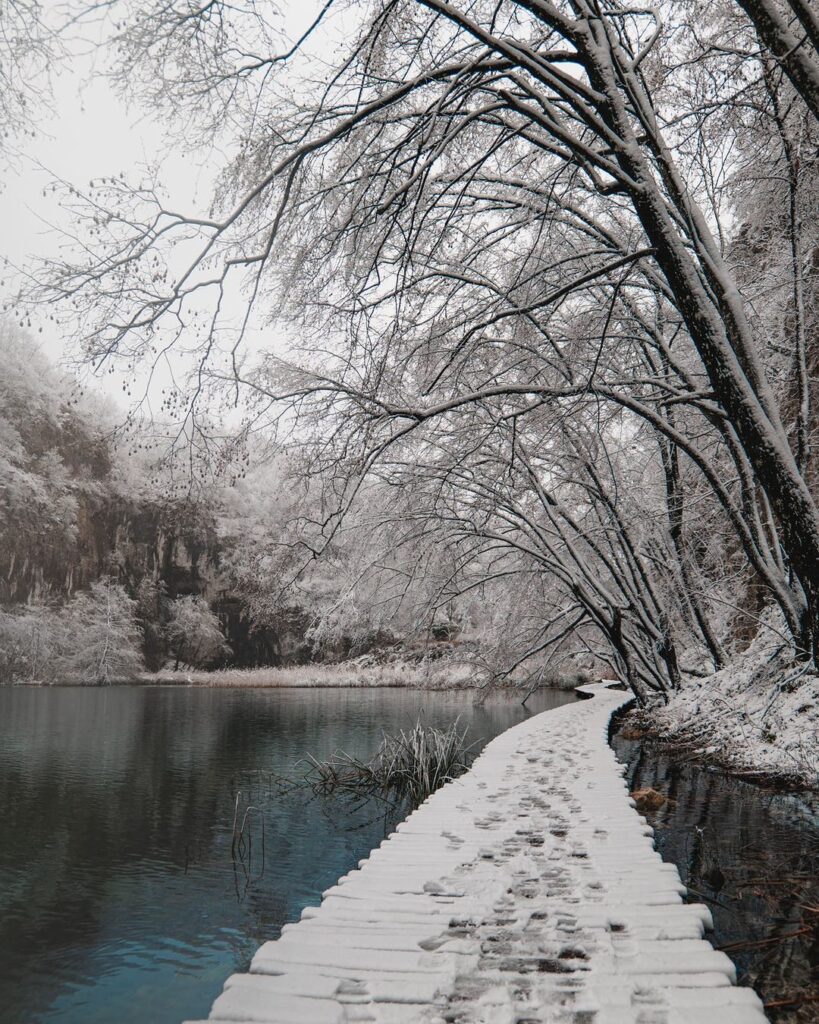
<box><xmin>165</xmin><ymin>594</ymin><xmax>230</xmax><ymax>669</ymax></box>
<box><xmin>0</xmin><ymin>1</ymin><xmax>54</xmax><ymax>165</ymax></box>
<box><xmin>31</xmin><ymin>1</ymin><xmax>819</xmax><ymax>685</ymax></box>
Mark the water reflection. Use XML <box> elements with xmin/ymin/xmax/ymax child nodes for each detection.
<box><xmin>612</xmin><ymin>725</ymin><xmax>819</xmax><ymax>1023</ymax></box>
<box><xmin>0</xmin><ymin>685</ymin><xmax>574</xmax><ymax>1024</ymax></box>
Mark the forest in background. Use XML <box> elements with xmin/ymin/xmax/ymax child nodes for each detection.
<box><xmin>0</xmin><ymin>326</ymin><xmax>488</xmax><ymax>683</ymax></box>
<box><xmin>0</xmin><ymin>325</ymin><xmax>246</xmax><ymax>681</ymax></box>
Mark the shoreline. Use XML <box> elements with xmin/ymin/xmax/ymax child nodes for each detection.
<box><xmin>5</xmin><ymin>666</ymin><xmax>813</xmax><ymax>790</ymax></box>
<box><xmin>613</xmin><ymin>704</ymin><xmax>817</xmax><ymax>794</ymax></box>
<box><xmin>2</xmin><ymin>680</ymin><xmax>430</xmax><ymax>689</ymax></box>
<box><xmin>2</xmin><ymin>663</ymin><xmax>583</xmax><ymax>692</ymax></box>
<box><xmin>608</xmin><ymin>642</ymin><xmax>818</xmax><ymax>792</ymax></box>
<box><xmin>2</xmin><ymin>678</ymin><xmax>572</xmax><ymax>694</ymax></box>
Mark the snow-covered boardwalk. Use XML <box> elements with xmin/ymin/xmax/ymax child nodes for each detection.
<box><xmin>187</xmin><ymin>684</ymin><xmax>767</xmax><ymax>1024</ymax></box>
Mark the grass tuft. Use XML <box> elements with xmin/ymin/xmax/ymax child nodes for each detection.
<box><xmin>302</xmin><ymin>716</ymin><xmax>477</xmax><ymax>807</ymax></box>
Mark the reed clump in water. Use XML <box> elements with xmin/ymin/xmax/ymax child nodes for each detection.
<box><xmin>303</xmin><ymin>717</ymin><xmax>477</xmax><ymax>807</ymax></box>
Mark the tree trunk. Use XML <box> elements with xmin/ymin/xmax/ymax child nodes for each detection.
<box><xmin>735</xmin><ymin>0</ymin><xmax>819</xmax><ymax>122</ymax></box>
<box><xmin>576</xmin><ymin>13</ymin><xmax>819</xmax><ymax>658</ymax></box>
<box><xmin>660</xmin><ymin>436</ymin><xmax>726</xmax><ymax>669</ymax></box>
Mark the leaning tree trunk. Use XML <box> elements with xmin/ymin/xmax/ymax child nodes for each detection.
<box><xmin>734</xmin><ymin>0</ymin><xmax>819</xmax><ymax>123</ymax></box>
<box><xmin>574</xmin><ymin>11</ymin><xmax>819</xmax><ymax>659</ymax></box>
<box><xmin>660</xmin><ymin>435</ymin><xmax>726</xmax><ymax>670</ymax></box>
<box><xmin>423</xmin><ymin>0</ymin><xmax>819</xmax><ymax>657</ymax></box>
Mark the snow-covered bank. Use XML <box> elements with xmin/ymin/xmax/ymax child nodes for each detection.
<box><xmin>186</xmin><ymin>683</ymin><xmax>765</xmax><ymax>1024</ymax></box>
<box><xmin>637</xmin><ymin>650</ymin><xmax>819</xmax><ymax>788</ymax></box>
<box><xmin>140</xmin><ymin>661</ymin><xmax>584</xmax><ymax>691</ymax></box>
<box><xmin>141</xmin><ymin>661</ymin><xmax>478</xmax><ymax>689</ymax></box>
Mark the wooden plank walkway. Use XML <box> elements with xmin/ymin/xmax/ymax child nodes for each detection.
<box><xmin>186</xmin><ymin>683</ymin><xmax>768</xmax><ymax>1024</ymax></box>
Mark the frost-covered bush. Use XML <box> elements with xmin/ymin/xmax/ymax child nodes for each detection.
<box><xmin>0</xmin><ymin>603</ymin><xmax>64</xmax><ymax>682</ymax></box>
<box><xmin>53</xmin><ymin>579</ymin><xmax>144</xmax><ymax>683</ymax></box>
<box><xmin>165</xmin><ymin>595</ymin><xmax>230</xmax><ymax>669</ymax></box>
<box><xmin>0</xmin><ymin>579</ymin><xmax>143</xmax><ymax>684</ymax></box>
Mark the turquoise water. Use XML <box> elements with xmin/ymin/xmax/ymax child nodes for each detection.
<box><xmin>0</xmin><ymin>684</ymin><xmax>575</xmax><ymax>1023</ymax></box>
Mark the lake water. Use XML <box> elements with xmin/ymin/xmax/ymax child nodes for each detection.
<box><xmin>612</xmin><ymin>724</ymin><xmax>819</xmax><ymax>1022</ymax></box>
<box><xmin>0</xmin><ymin>684</ymin><xmax>576</xmax><ymax>1024</ymax></box>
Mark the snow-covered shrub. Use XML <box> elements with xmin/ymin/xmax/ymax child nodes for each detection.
<box><xmin>52</xmin><ymin>579</ymin><xmax>143</xmax><ymax>683</ymax></box>
<box><xmin>0</xmin><ymin>603</ymin><xmax>64</xmax><ymax>682</ymax></box>
<box><xmin>0</xmin><ymin>581</ymin><xmax>142</xmax><ymax>684</ymax></box>
<box><xmin>165</xmin><ymin>595</ymin><xmax>230</xmax><ymax>669</ymax></box>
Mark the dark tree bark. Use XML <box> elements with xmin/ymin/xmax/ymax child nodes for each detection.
<box><xmin>532</xmin><ymin>3</ymin><xmax>819</xmax><ymax>657</ymax></box>
<box><xmin>735</xmin><ymin>0</ymin><xmax>819</xmax><ymax>122</ymax></box>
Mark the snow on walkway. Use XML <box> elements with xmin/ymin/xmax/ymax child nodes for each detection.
<box><xmin>185</xmin><ymin>683</ymin><xmax>767</xmax><ymax>1024</ymax></box>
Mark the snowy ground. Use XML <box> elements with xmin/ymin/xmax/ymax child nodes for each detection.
<box><xmin>141</xmin><ymin>661</ymin><xmax>473</xmax><ymax>689</ymax></box>
<box><xmin>641</xmin><ymin>646</ymin><xmax>819</xmax><ymax>787</ymax></box>
<box><xmin>185</xmin><ymin>684</ymin><xmax>766</xmax><ymax>1024</ymax></box>
<box><xmin>141</xmin><ymin>656</ymin><xmax>490</xmax><ymax>689</ymax></box>
<box><xmin>140</xmin><ymin>660</ymin><xmax>581</xmax><ymax>691</ymax></box>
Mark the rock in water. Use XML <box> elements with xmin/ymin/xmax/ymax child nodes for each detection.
<box><xmin>631</xmin><ymin>787</ymin><xmax>668</xmax><ymax>811</ymax></box>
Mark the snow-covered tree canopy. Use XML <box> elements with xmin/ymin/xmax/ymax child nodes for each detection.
<box><xmin>16</xmin><ymin>0</ymin><xmax>819</xmax><ymax>697</ymax></box>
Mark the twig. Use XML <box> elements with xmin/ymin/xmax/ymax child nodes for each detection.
<box><xmin>763</xmin><ymin>994</ymin><xmax>819</xmax><ymax>1010</ymax></box>
<box><xmin>717</xmin><ymin>927</ymin><xmax>810</xmax><ymax>952</ymax></box>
